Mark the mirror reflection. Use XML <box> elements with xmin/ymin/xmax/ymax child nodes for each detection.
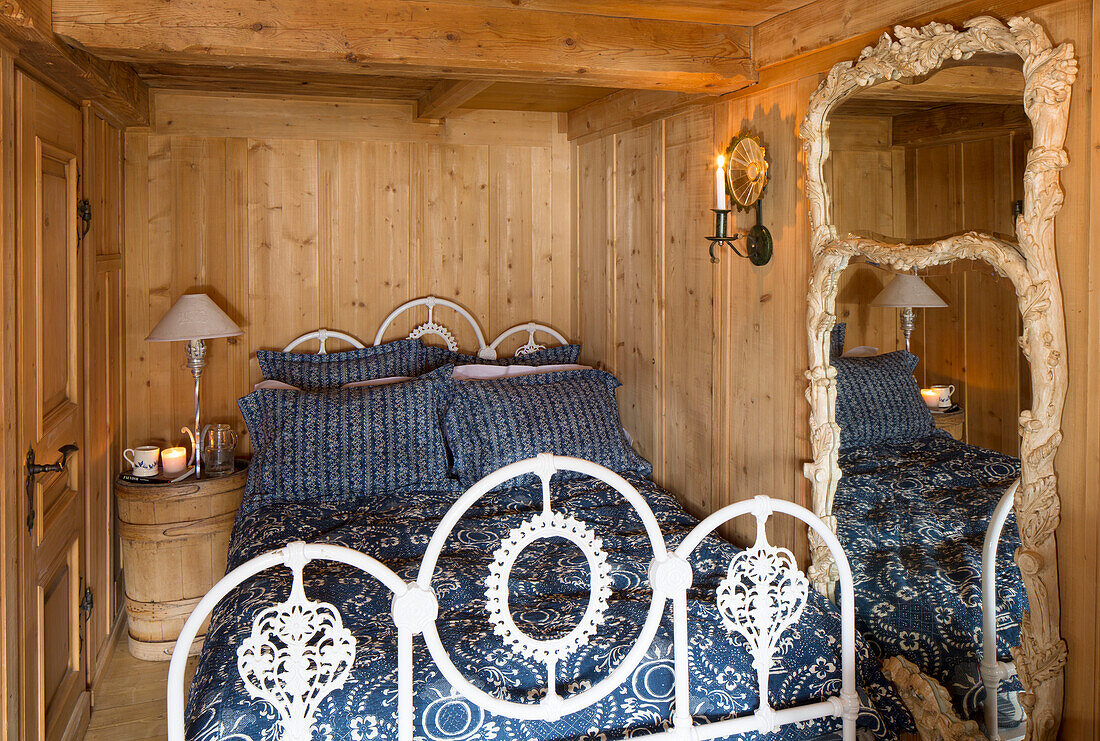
<box><xmin>824</xmin><ymin>57</ymin><xmax>1031</xmax><ymax>740</ymax></box>
<box><xmin>826</xmin><ymin>57</ymin><xmax>1029</xmax><ymax>243</ymax></box>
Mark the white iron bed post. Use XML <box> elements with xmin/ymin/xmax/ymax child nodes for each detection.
<box><xmin>981</xmin><ymin>478</ymin><xmax>1022</xmax><ymax>741</ymax></box>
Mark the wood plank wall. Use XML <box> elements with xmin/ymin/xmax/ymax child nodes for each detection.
<box><xmin>829</xmin><ymin>114</ymin><xmax>1028</xmax><ymax>455</ymax></box>
<box><xmin>81</xmin><ymin>106</ymin><xmax>126</xmax><ymax>688</ymax></box>
<box><xmin>573</xmin><ymin>1</ymin><xmax>1098</xmax><ymax>736</ymax></box>
<box><xmin>123</xmin><ymin>92</ymin><xmax>574</xmax><ymax>454</ymax></box>
<box><xmin>574</xmin><ymin>78</ymin><xmax>817</xmax><ymax>558</ymax></box>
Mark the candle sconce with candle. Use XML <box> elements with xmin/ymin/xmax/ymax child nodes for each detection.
<box><xmin>708</xmin><ymin>134</ymin><xmax>773</xmax><ymax>266</ymax></box>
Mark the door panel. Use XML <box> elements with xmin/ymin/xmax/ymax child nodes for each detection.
<box><xmin>17</xmin><ymin>71</ymin><xmax>88</xmax><ymax>741</ymax></box>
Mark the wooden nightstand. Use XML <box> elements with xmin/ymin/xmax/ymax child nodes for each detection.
<box><xmin>115</xmin><ymin>460</ymin><xmax>247</xmax><ymax>660</ymax></box>
<box><xmin>931</xmin><ymin>407</ymin><xmax>964</xmax><ymax>441</ymax></box>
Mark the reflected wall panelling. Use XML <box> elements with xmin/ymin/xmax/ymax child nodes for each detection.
<box><xmin>124</xmin><ymin>93</ymin><xmax>574</xmax><ymax>453</ymax></box>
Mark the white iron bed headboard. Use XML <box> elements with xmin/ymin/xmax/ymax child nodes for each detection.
<box><xmin>167</xmin><ymin>455</ymin><xmax>859</xmax><ymax>741</ymax></box>
<box><xmin>374</xmin><ymin>295</ymin><xmax>569</xmax><ymax>360</ymax></box>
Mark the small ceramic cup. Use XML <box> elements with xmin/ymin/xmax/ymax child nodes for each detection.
<box><xmin>930</xmin><ymin>384</ymin><xmax>955</xmax><ymax>409</ymax></box>
<box><xmin>123</xmin><ymin>445</ymin><xmax>160</xmax><ymax>477</ymax></box>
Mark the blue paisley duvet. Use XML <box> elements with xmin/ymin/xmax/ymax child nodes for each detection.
<box><xmin>186</xmin><ymin>474</ymin><xmax>913</xmax><ymax>740</ymax></box>
<box><xmin>835</xmin><ymin>431</ymin><xmax>1026</xmax><ymax>724</ymax></box>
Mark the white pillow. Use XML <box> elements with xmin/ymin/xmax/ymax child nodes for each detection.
<box><xmin>841</xmin><ymin>346</ymin><xmax>879</xmax><ymax>358</ymax></box>
<box><xmin>252</xmin><ymin>375</ymin><xmax>413</xmax><ymax>391</ymax></box>
<box><xmin>450</xmin><ymin>363</ymin><xmax>591</xmax><ymax>380</ymax></box>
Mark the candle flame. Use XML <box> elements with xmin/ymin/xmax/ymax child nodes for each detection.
<box><xmin>716</xmin><ymin>154</ymin><xmax>725</xmax><ymax>168</ymax></box>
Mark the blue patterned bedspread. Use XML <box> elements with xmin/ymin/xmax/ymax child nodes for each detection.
<box><xmin>835</xmin><ymin>431</ymin><xmax>1026</xmax><ymax>722</ymax></box>
<box><xmin>185</xmin><ymin>474</ymin><xmax>913</xmax><ymax>740</ymax></box>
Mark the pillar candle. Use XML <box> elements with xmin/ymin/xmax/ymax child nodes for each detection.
<box><xmin>161</xmin><ymin>446</ymin><xmax>189</xmax><ymax>475</ymax></box>
<box><xmin>920</xmin><ymin>389</ymin><xmax>940</xmax><ymax>409</ymax></box>
<box><xmin>716</xmin><ymin>155</ymin><xmax>726</xmax><ymax>210</ymax></box>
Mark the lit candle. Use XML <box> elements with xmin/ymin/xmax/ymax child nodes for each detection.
<box><xmin>920</xmin><ymin>389</ymin><xmax>940</xmax><ymax>409</ymax></box>
<box><xmin>161</xmin><ymin>446</ymin><xmax>188</xmax><ymax>475</ymax></box>
<box><xmin>715</xmin><ymin>155</ymin><xmax>726</xmax><ymax>210</ymax></box>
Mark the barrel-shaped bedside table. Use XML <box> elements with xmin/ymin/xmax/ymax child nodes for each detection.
<box><xmin>115</xmin><ymin>460</ymin><xmax>247</xmax><ymax>661</ymax></box>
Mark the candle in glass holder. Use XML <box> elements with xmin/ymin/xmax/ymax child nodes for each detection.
<box><xmin>920</xmin><ymin>388</ymin><xmax>940</xmax><ymax>409</ymax></box>
<box><xmin>161</xmin><ymin>446</ymin><xmax>188</xmax><ymax>475</ymax></box>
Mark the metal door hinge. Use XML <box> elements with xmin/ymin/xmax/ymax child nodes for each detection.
<box><xmin>80</xmin><ymin>586</ymin><xmax>94</xmax><ymax>616</ymax></box>
<box><xmin>77</xmin><ymin>199</ymin><xmax>91</xmax><ymax>241</ymax></box>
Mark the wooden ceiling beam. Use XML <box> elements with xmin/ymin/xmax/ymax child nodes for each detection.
<box><xmin>52</xmin><ymin>0</ymin><xmax>754</xmax><ymax>94</ymax></box>
<box><xmin>416</xmin><ymin>80</ymin><xmax>494</xmax><ymax>122</ymax></box>
<box><xmin>0</xmin><ymin>0</ymin><xmax>148</xmax><ymax>125</ymax></box>
<box><xmin>753</xmin><ymin>0</ymin><xmax>1058</xmax><ymax>70</ymax></box>
<box><xmin>891</xmin><ymin>102</ymin><xmax>1030</xmax><ymax>145</ymax></box>
<box><xmin>566</xmin><ymin>89</ymin><xmax>721</xmax><ymax>141</ymax></box>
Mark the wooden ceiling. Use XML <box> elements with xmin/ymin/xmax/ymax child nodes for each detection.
<box><xmin>47</xmin><ymin>0</ymin><xmax>831</xmax><ymax>122</ymax></box>
<box><xmin>0</xmin><ymin>0</ymin><xmax>1049</xmax><ymax>128</ymax></box>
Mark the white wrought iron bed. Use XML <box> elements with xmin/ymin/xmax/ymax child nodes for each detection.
<box><xmin>168</xmin><ymin>456</ymin><xmax>860</xmax><ymax>741</ymax></box>
<box><xmin>164</xmin><ymin>296</ymin><xmax>895</xmax><ymax>741</ymax></box>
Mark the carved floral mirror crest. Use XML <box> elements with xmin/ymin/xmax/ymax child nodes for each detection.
<box><xmin>799</xmin><ymin>16</ymin><xmax>1076</xmax><ymax>740</ymax></box>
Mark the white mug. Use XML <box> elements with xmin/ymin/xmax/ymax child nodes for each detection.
<box><xmin>123</xmin><ymin>445</ymin><xmax>160</xmax><ymax>477</ymax></box>
<box><xmin>930</xmin><ymin>384</ymin><xmax>955</xmax><ymax>409</ymax></box>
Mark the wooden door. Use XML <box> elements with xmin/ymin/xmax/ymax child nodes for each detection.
<box><xmin>16</xmin><ymin>71</ymin><xmax>88</xmax><ymax>741</ymax></box>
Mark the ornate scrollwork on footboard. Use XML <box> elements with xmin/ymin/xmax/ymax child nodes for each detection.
<box><xmin>236</xmin><ymin>545</ymin><xmax>357</xmax><ymax>741</ymax></box>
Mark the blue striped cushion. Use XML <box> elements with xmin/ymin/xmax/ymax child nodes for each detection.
<box><xmin>238</xmin><ymin>376</ymin><xmax>456</xmax><ymax>511</ymax></box>
<box><xmin>443</xmin><ymin>368</ymin><xmax>652</xmax><ymax>487</ymax></box>
<box><xmin>833</xmin><ymin>351</ymin><xmax>934</xmax><ymax>449</ymax></box>
<box><xmin>424</xmin><ymin>344</ymin><xmax>581</xmax><ymax>371</ymax></box>
<box><xmin>256</xmin><ymin>338</ymin><xmax>429</xmax><ymax>390</ymax></box>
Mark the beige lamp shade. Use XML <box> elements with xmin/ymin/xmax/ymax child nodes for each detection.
<box><xmin>870</xmin><ymin>274</ymin><xmax>948</xmax><ymax>309</ymax></box>
<box><xmin>146</xmin><ymin>293</ymin><xmax>243</xmax><ymax>342</ymax></box>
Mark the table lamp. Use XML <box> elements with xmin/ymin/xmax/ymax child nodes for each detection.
<box><xmin>871</xmin><ymin>273</ymin><xmax>947</xmax><ymax>352</ymax></box>
<box><xmin>146</xmin><ymin>293</ymin><xmax>243</xmax><ymax>480</ymax></box>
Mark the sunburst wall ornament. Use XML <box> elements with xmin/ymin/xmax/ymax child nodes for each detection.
<box><xmin>707</xmin><ymin>134</ymin><xmax>774</xmax><ymax>266</ymax></box>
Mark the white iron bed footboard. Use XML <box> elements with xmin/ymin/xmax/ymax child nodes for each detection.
<box><xmin>167</xmin><ymin>455</ymin><xmax>860</xmax><ymax>741</ymax></box>
<box><xmin>981</xmin><ymin>478</ymin><xmax>1022</xmax><ymax>741</ymax></box>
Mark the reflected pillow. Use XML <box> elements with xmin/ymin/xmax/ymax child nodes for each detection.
<box><xmin>830</xmin><ymin>322</ymin><xmax>846</xmax><ymax>359</ymax></box>
<box><xmin>238</xmin><ymin>375</ymin><xmax>455</xmax><ymax>512</ymax></box>
<box><xmin>256</xmin><ymin>338</ymin><xmax>429</xmax><ymax>390</ymax></box>
<box><xmin>833</xmin><ymin>351</ymin><xmax>934</xmax><ymax>449</ymax></box>
<box><xmin>443</xmin><ymin>368</ymin><xmax>652</xmax><ymax>487</ymax></box>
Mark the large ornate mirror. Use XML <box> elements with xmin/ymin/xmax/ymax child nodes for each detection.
<box><xmin>800</xmin><ymin>17</ymin><xmax>1075</xmax><ymax>741</ymax></box>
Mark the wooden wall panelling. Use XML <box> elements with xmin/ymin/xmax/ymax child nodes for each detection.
<box><xmin>1026</xmin><ymin>2</ymin><xmax>1100</xmax><ymax>736</ymax></box>
<box><xmin>0</xmin><ymin>45</ymin><xmax>15</xmax><ymax>741</ymax></box>
<box><xmin>81</xmin><ymin>107</ymin><xmax>126</xmax><ymax>688</ymax></box>
<box><xmin>416</xmin><ymin>143</ymin><xmax>491</xmax><ymax>350</ymax></box>
<box><xmin>125</xmin><ymin>94</ymin><xmax>575</xmax><ymax>456</ymax></box>
<box><xmin>575</xmin><ymin>135</ymin><xmax>616</xmax><ymax>372</ymax></box>
<box><xmin>612</xmin><ymin>123</ymin><xmax>661</xmax><ymax>467</ymax></box>
<box><xmin>660</xmin><ymin>106</ymin><xmax>715</xmax><ymax>518</ymax></box>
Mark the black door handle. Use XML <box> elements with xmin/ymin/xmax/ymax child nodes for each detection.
<box><xmin>25</xmin><ymin>444</ymin><xmax>78</xmax><ymax>531</ymax></box>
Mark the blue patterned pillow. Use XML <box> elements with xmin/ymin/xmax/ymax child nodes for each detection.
<box><xmin>833</xmin><ymin>351</ymin><xmax>934</xmax><ymax>449</ymax></box>
<box><xmin>256</xmin><ymin>338</ymin><xmax>429</xmax><ymax>390</ymax></box>
<box><xmin>443</xmin><ymin>368</ymin><xmax>652</xmax><ymax>487</ymax></box>
<box><xmin>238</xmin><ymin>376</ymin><xmax>456</xmax><ymax>511</ymax></box>
<box><xmin>424</xmin><ymin>344</ymin><xmax>581</xmax><ymax>372</ymax></box>
<box><xmin>831</xmin><ymin>322</ymin><xmax>846</xmax><ymax>359</ymax></box>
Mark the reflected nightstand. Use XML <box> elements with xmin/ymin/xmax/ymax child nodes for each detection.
<box><xmin>931</xmin><ymin>406</ymin><xmax>964</xmax><ymax>440</ymax></box>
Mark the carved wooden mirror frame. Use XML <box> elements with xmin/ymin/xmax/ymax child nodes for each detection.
<box><xmin>799</xmin><ymin>16</ymin><xmax>1076</xmax><ymax>740</ymax></box>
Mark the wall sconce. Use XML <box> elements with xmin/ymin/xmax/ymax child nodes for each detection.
<box><xmin>708</xmin><ymin>135</ymin><xmax>773</xmax><ymax>266</ymax></box>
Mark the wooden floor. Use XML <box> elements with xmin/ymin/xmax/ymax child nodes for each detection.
<box><xmin>86</xmin><ymin>645</ymin><xmax>197</xmax><ymax>741</ymax></box>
